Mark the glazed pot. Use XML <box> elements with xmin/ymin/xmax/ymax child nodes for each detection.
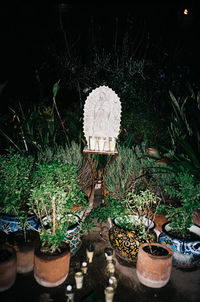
<box><xmin>158</xmin><ymin>222</ymin><xmax>200</xmax><ymax>268</ymax></box>
<box><xmin>0</xmin><ymin>244</ymin><xmax>17</xmax><ymax>292</ymax></box>
<box><xmin>109</xmin><ymin>215</ymin><xmax>156</xmax><ymax>261</ymax></box>
<box><xmin>64</xmin><ymin>214</ymin><xmax>83</xmax><ymax>256</ymax></box>
<box><xmin>7</xmin><ymin>230</ymin><xmax>40</xmax><ymax>273</ymax></box>
<box><xmin>136</xmin><ymin>242</ymin><xmax>173</xmax><ymax>288</ymax></box>
<box><xmin>0</xmin><ymin>213</ymin><xmax>41</xmax><ymax>234</ymax></box>
<box><xmin>34</xmin><ymin>242</ymin><xmax>70</xmax><ymax>287</ymax></box>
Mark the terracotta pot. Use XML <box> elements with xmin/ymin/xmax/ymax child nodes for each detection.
<box><xmin>153</xmin><ymin>213</ymin><xmax>168</xmax><ymax>233</ymax></box>
<box><xmin>156</xmin><ymin>157</ymin><xmax>171</xmax><ymax>165</ymax></box>
<box><xmin>136</xmin><ymin>242</ymin><xmax>173</xmax><ymax>288</ymax></box>
<box><xmin>147</xmin><ymin>147</ymin><xmax>161</xmax><ymax>159</ymax></box>
<box><xmin>34</xmin><ymin>242</ymin><xmax>70</xmax><ymax>287</ymax></box>
<box><xmin>193</xmin><ymin>209</ymin><xmax>200</xmax><ymax>226</ymax></box>
<box><xmin>7</xmin><ymin>230</ymin><xmax>40</xmax><ymax>273</ymax></box>
<box><xmin>0</xmin><ymin>244</ymin><xmax>17</xmax><ymax>292</ymax></box>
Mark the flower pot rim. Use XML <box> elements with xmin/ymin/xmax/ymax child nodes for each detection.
<box><xmin>113</xmin><ymin>214</ymin><xmax>155</xmax><ymax>231</ymax></box>
<box><xmin>41</xmin><ymin>213</ymin><xmax>80</xmax><ymax>233</ymax></box>
<box><xmin>161</xmin><ymin>222</ymin><xmax>200</xmax><ymax>242</ymax></box>
<box><xmin>35</xmin><ymin>241</ymin><xmax>70</xmax><ymax>260</ymax></box>
<box><xmin>139</xmin><ymin>242</ymin><xmax>173</xmax><ymax>258</ymax></box>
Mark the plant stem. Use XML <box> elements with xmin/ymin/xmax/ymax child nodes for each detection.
<box><xmin>52</xmin><ymin>196</ymin><xmax>56</xmax><ymax>236</ymax></box>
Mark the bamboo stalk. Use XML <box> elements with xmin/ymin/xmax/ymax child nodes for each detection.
<box><xmin>52</xmin><ymin>196</ymin><xmax>56</xmax><ymax>236</ymax></box>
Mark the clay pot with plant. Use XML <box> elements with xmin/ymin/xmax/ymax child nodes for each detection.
<box><xmin>0</xmin><ymin>149</ymin><xmax>41</xmax><ymax>273</ymax></box>
<box><xmin>127</xmin><ymin>191</ymin><xmax>174</xmax><ymax>288</ymax></box>
<box><xmin>136</xmin><ymin>242</ymin><xmax>173</xmax><ymax>288</ymax></box>
<box><xmin>28</xmin><ymin>161</ymin><xmax>91</xmax><ymax>287</ymax></box>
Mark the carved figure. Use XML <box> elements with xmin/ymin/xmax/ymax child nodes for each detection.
<box><xmin>83</xmin><ymin>86</ymin><xmax>121</xmax><ymax>149</ymax></box>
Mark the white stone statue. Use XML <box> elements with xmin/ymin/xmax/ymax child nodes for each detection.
<box><xmin>83</xmin><ymin>86</ymin><xmax>121</xmax><ymax>151</ymax></box>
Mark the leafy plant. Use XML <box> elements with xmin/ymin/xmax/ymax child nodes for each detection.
<box><xmin>105</xmin><ymin>142</ymin><xmax>175</xmax><ymax>201</ymax></box>
<box><xmin>37</xmin><ymin>141</ymin><xmax>83</xmax><ymax>169</ymax></box>
<box><xmin>36</xmin><ymin>141</ymin><xmax>96</xmax><ymax>195</ymax></box>
<box><xmin>0</xmin><ymin>82</ymin><xmax>70</xmax><ymax>154</ymax></box>
<box><xmin>0</xmin><ymin>148</ymin><xmax>35</xmax><ymax>236</ymax></box>
<box><xmin>28</xmin><ymin>161</ymin><xmax>89</xmax><ymax>253</ymax></box>
<box><xmin>117</xmin><ymin>189</ymin><xmax>160</xmax><ymax>250</ymax></box>
<box><xmin>90</xmin><ymin>189</ymin><xmax>160</xmax><ymax>253</ymax></box>
<box><xmin>123</xmin><ymin>190</ymin><xmax>160</xmax><ymax>228</ymax></box>
<box><xmin>168</xmin><ymin>83</ymin><xmax>200</xmax><ymax>180</ymax></box>
<box><xmin>158</xmin><ymin>169</ymin><xmax>200</xmax><ymax>238</ymax></box>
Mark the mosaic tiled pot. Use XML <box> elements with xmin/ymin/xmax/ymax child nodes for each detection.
<box><xmin>158</xmin><ymin>222</ymin><xmax>200</xmax><ymax>268</ymax></box>
<box><xmin>64</xmin><ymin>214</ymin><xmax>83</xmax><ymax>256</ymax></box>
<box><xmin>109</xmin><ymin>215</ymin><xmax>156</xmax><ymax>261</ymax></box>
<box><xmin>0</xmin><ymin>213</ymin><xmax>41</xmax><ymax>234</ymax></box>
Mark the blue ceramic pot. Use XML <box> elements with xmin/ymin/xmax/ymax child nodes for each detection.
<box><xmin>158</xmin><ymin>222</ymin><xmax>200</xmax><ymax>268</ymax></box>
<box><xmin>64</xmin><ymin>214</ymin><xmax>83</xmax><ymax>257</ymax></box>
<box><xmin>0</xmin><ymin>213</ymin><xmax>41</xmax><ymax>234</ymax></box>
<box><xmin>109</xmin><ymin>215</ymin><xmax>156</xmax><ymax>261</ymax></box>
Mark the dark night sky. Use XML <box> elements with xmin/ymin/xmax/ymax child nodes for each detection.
<box><xmin>0</xmin><ymin>1</ymin><xmax>200</xmax><ymax>98</ymax></box>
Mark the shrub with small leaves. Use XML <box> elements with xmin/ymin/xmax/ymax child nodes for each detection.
<box><xmin>158</xmin><ymin>170</ymin><xmax>200</xmax><ymax>237</ymax></box>
<box><xmin>0</xmin><ymin>148</ymin><xmax>34</xmax><ymax>222</ymax></box>
<box><xmin>28</xmin><ymin>161</ymin><xmax>89</xmax><ymax>253</ymax></box>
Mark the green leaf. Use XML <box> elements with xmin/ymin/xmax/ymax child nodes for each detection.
<box><xmin>177</xmin><ymin>137</ymin><xmax>200</xmax><ymax>168</ymax></box>
<box><xmin>53</xmin><ymin>82</ymin><xmax>60</xmax><ymax>98</ymax></box>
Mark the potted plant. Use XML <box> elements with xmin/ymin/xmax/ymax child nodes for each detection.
<box><xmin>127</xmin><ymin>192</ymin><xmax>173</xmax><ymax>289</ymax></box>
<box><xmin>136</xmin><ymin>242</ymin><xmax>173</xmax><ymax>288</ymax></box>
<box><xmin>0</xmin><ymin>149</ymin><xmax>41</xmax><ymax>273</ymax></box>
<box><xmin>0</xmin><ymin>148</ymin><xmax>40</xmax><ymax>234</ymax></box>
<box><xmin>28</xmin><ymin>161</ymin><xmax>91</xmax><ymax>287</ymax></box>
<box><xmin>37</xmin><ymin>140</ymin><xmax>96</xmax><ymax>202</ymax></box>
<box><xmin>89</xmin><ymin>189</ymin><xmax>159</xmax><ymax>261</ymax></box>
<box><xmin>108</xmin><ymin>189</ymin><xmax>159</xmax><ymax>261</ymax></box>
<box><xmin>158</xmin><ymin>170</ymin><xmax>200</xmax><ymax>268</ymax></box>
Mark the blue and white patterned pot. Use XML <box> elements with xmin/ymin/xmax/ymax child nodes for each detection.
<box><xmin>158</xmin><ymin>222</ymin><xmax>200</xmax><ymax>268</ymax></box>
<box><xmin>0</xmin><ymin>213</ymin><xmax>41</xmax><ymax>234</ymax></box>
<box><xmin>64</xmin><ymin>214</ymin><xmax>83</xmax><ymax>257</ymax></box>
